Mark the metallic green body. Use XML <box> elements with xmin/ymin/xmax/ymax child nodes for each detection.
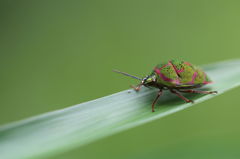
<box><xmin>146</xmin><ymin>60</ymin><xmax>212</xmax><ymax>88</ymax></box>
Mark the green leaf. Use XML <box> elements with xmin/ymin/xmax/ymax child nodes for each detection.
<box><xmin>0</xmin><ymin>59</ymin><xmax>240</xmax><ymax>159</ymax></box>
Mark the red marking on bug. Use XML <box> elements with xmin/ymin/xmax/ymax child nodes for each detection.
<box><xmin>192</xmin><ymin>71</ymin><xmax>198</xmax><ymax>83</ymax></box>
<box><xmin>203</xmin><ymin>81</ymin><xmax>213</xmax><ymax>84</ymax></box>
<box><xmin>177</xmin><ymin>68</ymin><xmax>184</xmax><ymax>73</ymax></box>
<box><xmin>154</xmin><ymin>67</ymin><xmax>180</xmax><ymax>84</ymax></box>
<box><xmin>186</xmin><ymin>71</ymin><xmax>198</xmax><ymax>84</ymax></box>
<box><xmin>169</xmin><ymin>61</ymin><xmax>184</xmax><ymax>76</ymax></box>
<box><xmin>184</xmin><ymin>62</ymin><xmax>192</xmax><ymax>66</ymax></box>
<box><xmin>203</xmin><ymin>72</ymin><xmax>213</xmax><ymax>84</ymax></box>
<box><xmin>159</xmin><ymin>63</ymin><xmax>169</xmax><ymax>69</ymax></box>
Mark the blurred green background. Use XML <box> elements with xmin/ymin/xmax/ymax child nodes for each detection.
<box><xmin>1</xmin><ymin>0</ymin><xmax>240</xmax><ymax>159</ymax></box>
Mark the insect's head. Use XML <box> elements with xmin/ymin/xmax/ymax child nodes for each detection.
<box><xmin>141</xmin><ymin>74</ymin><xmax>156</xmax><ymax>85</ymax></box>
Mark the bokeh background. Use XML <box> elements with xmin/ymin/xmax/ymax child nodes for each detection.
<box><xmin>1</xmin><ymin>0</ymin><xmax>240</xmax><ymax>159</ymax></box>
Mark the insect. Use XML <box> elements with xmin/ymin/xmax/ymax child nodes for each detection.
<box><xmin>114</xmin><ymin>60</ymin><xmax>217</xmax><ymax>112</ymax></box>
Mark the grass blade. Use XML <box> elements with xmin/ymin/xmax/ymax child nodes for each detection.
<box><xmin>0</xmin><ymin>59</ymin><xmax>240</xmax><ymax>159</ymax></box>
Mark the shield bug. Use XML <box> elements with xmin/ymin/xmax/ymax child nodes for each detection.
<box><xmin>114</xmin><ymin>60</ymin><xmax>217</xmax><ymax>112</ymax></box>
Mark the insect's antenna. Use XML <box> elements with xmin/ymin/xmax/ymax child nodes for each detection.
<box><xmin>113</xmin><ymin>69</ymin><xmax>142</xmax><ymax>80</ymax></box>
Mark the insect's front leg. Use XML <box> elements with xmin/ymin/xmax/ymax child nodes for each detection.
<box><xmin>130</xmin><ymin>84</ymin><xmax>142</xmax><ymax>91</ymax></box>
<box><xmin>152</xmin><ymin>89</ymin><xmax>163</xmax><ymax>112</ymax></box>
<box><xmin>178</xmin><ymin>89</ymin><xmax>218</xmax><ymax>94</ymax></box>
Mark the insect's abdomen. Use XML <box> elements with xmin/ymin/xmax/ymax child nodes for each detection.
<box><xmin>154</xmin><ymin>60</ymin><xmax>212</xmax><ymax>87</ymax></box>
<box><xmin>175</xmin><ymin>60</ymin><xmax>212</xmax><ymax>85</ymax></box>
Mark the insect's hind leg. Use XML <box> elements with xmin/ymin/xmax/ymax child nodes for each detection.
<box><xmin>152</xmin><ymin>89</ymin><xmax>163</xmax><ymax>112</ymax></box>
<box><xmin>170</xmin><ymin>89</ymin><xmax>194</xmax><ymax>103</ymax></box>
<box><xmin>178</xmin><ymin>89</ymin><xmax>218</xmax><ymax>94</ymax></box>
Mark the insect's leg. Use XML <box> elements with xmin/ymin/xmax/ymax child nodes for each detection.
<box><xmin>130</xmin><ymin>84</ymin><xmax>142</xmax><ymax>91</ymax></box>
<box><xmin>178</xmin><ymin>89</ymin><xmax>218</xmax><ymax>94</ymax></box>
<box><xmin>152</xmin><ymin>89</ymin><xmax>163</xmax><ymax>112</ymax></box>
<box><xmin>170</xmin><ymin>89</ymin><xmax>194</xmax><ymax>103</ymax></box>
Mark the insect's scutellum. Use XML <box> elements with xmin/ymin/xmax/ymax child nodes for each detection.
<box><xmin>114</xmin><ymin>60</ymin><xmax>217</xmax><ymax>112</ymax></box>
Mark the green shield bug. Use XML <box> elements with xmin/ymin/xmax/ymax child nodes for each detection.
<box><xmin>114</xmin><ymin>60</ymin><xmax>217</xmax><ymax>112</ymax></box>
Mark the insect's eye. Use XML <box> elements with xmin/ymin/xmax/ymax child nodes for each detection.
<box><xmin>142</xmin><ymin>77</ymin><xmax>148</xmax><ymax>84</ymax></box>
<box><xmin>143</xmin><ymin>76</ymin><xmax>153</xmax><ymax>83</ymax></box>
